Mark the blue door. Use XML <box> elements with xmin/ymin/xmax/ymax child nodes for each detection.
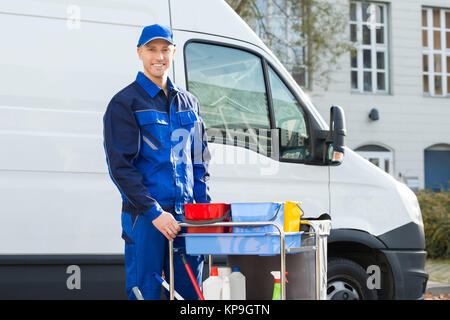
<box><xmin>424</xmin><ymin>150</ymin><xmax>450</xmax><ymax>191</ymax></box>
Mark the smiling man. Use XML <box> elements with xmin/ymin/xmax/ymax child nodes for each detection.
<box><xmin>103</xmin><ymin>24</ymin><xmax>211</xmax><ymax>300</ymax></box>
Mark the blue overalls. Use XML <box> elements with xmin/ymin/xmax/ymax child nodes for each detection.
<box><xmin>103</xmin><ymin>71</ymin><xmax>211</xmax><ymax>300</ymax></box>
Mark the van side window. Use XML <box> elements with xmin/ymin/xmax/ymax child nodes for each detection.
<box><xmin>268</xmin><ymin>66</ymin><xmax>310</xmax><ymax>160</ymax></box>
<box><xmin>185</xmin><ymin>42</ymin><xmax>272</xmax><ymax>156</ymax></box>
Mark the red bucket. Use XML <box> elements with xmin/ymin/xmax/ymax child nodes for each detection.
<box><xmin>183</xmin><ymin>203</ymin><xmax>231</xmax><ymax>233</ymax></box>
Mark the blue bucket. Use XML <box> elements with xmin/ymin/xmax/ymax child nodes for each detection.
<box><xmin>230</xmin><ymin>202</ymin><xmax>284</xmax><ymax>233</ymax></box>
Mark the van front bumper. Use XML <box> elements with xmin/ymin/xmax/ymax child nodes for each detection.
<box><xmin>381</xmin><ymin>249</ymin><xmax>428</xmax><ymax>300</ymax></box>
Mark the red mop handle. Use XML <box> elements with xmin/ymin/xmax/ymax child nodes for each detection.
<box><xmin>180</xmin><ymin>253</ymin><xmax>205</xmax><ymax>300</ymax></box>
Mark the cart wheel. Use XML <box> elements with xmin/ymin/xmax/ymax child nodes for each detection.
<box><xmin>327</xmin><ymin>258</ymin><xmax>378</xmax><ymax>300</ymax></box>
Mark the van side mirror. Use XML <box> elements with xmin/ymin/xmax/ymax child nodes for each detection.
<box><xmin>323</xmin><ymin>105</ymin><xmax>346</xmax><ymax>164</ymax></box>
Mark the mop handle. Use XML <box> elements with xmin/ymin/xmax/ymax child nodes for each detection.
<box><xmin>180</xmin><ymin>253</ymin><xmax>205</xmax><ymax>300</ymax></box>
<box><xmin>152</xmin><ymin>272</ymin><xmax>184</xmax><ymax>300</ymax></box>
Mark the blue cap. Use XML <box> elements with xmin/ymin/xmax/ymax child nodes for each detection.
<box><xmin>232</xmin><ymin>266</ymin><xmax>240</xmax><ymax>272</ymax></box>
<box><xmin>137</xmin><ymin>24</ymin><xmax>175</xmax><ymax>47</ymax></box>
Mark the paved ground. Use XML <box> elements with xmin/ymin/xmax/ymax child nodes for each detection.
<box><xmin>425</xmin><ymin>259</ymin><xmax>450</xmax><ymax>297</ymax></box>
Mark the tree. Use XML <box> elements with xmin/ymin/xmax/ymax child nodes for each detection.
<box><xmin>226</xmin><ymin>0</ymin><xmax>352</xmax><ymax>91</ymax></box>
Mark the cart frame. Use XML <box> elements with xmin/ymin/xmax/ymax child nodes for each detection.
<box><xmin>168</xmin><ymin>219</ymin><xmax>331</xmax><ymax>300</ymax></box>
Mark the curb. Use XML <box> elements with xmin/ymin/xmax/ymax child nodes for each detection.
<box><xmin>426</xmin><ymin>281</ymin><xmax>450</xmax><ymax>296</ymax></box>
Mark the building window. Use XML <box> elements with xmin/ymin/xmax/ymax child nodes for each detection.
<box><xmin>422</xmin><ymin>7</ymin><xmax>450</xmax><ymax>97</ymax></box>
<box><xmin>350</xmin><ymin>1</ymin><xmax>389</xmax><ymax>93</ymax></box>
<box><xmin>355</xmin><ymin>144</ymin><xmax>393</xmax><ymax>176</ymax></box>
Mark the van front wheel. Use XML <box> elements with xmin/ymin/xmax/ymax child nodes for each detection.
<box><xmin>327</xmin><ymin>258</ymin><xmax>378</xmax><ymax>300</ymax></box>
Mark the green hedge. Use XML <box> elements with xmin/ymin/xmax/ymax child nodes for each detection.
<box><xmin>415</xmin><ymin>190</ymin><xmax>450</xmax><ymax>259</ymax></box>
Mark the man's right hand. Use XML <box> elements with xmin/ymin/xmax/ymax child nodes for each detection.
<box><xmin>152</xmin><ymin>211</ymin><xmax>181</xmax><ymax>241</ymax></box>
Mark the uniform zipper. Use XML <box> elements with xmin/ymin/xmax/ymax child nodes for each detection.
<box><xmin>168</xmin><ymin>91</ymin><xmax>178</xmax><ymax>208</ymax></box>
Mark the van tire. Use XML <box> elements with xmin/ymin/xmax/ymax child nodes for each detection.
<box><xmin>327</xmin><ymin>258</ymin><xmax>378</xmax><ymax>300</ymax></box>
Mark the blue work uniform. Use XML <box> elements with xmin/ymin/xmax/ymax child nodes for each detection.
<box><xmin>103</xmin><ymin>71</ymin><xmax>211</xmax><ymax>300</ymax></box>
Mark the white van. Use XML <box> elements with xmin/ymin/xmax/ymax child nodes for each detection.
<box><xmin>0</xmin><ymin>0</ymin><xmax>428</xmax><ymax>299</ymax></box>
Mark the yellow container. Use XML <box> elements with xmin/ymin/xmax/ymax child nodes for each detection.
<box><xmin>283</xmin><ymin>201</ymin><xmax>303</xmax><ymax>232</ymax></box>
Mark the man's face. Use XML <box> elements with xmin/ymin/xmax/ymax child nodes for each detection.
<box><xmin>137</xmin><ymin>38</ymin><xmax>175</xmax><ymax>80</ymax></box>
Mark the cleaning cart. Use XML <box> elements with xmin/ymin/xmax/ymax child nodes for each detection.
<box><xmin>168</xmin><ymin>202</ymin><xmax>331</xmax><ymax>300</ymax></box>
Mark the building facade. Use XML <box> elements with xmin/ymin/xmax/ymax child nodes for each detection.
<box><xmin>253</xmin><ymin>0</ymin><xmax>450</xmax><ymax>190</ymax></box>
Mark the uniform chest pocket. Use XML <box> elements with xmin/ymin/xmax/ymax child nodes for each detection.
<box><xmin>178</xmin><ymin>110</ymin><xmax>199</xmax><ymax>128</ymax></box>
<box><xmin>176</xmin><ymin>110</ymin><xmax>200</xmax><ymax>145</ymax></box>
<box><xmin>135</xmin><ymin>110</ymin><xmax>170</xmax><ymax>151</ymax></box>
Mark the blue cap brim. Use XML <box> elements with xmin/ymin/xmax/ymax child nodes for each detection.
<box><xmin>138</xmin><ymin>37</ymin><xmax>175</xmax><ymax>47</ymax></box>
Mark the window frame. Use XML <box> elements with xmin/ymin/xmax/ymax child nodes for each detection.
<box><xmin>350</xmin><ymin>1</ymin><xmax>390</xmax><ymax>94</ymax></box>
<box><xmin>183</xmin><ymin>39</ymin><xmax>315</xmax><ymax>164</ymax></box>
<box><xmin>421</xmin><ymin>7</ymin><xmax>450</xmax><ymax>97</ymax></box>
